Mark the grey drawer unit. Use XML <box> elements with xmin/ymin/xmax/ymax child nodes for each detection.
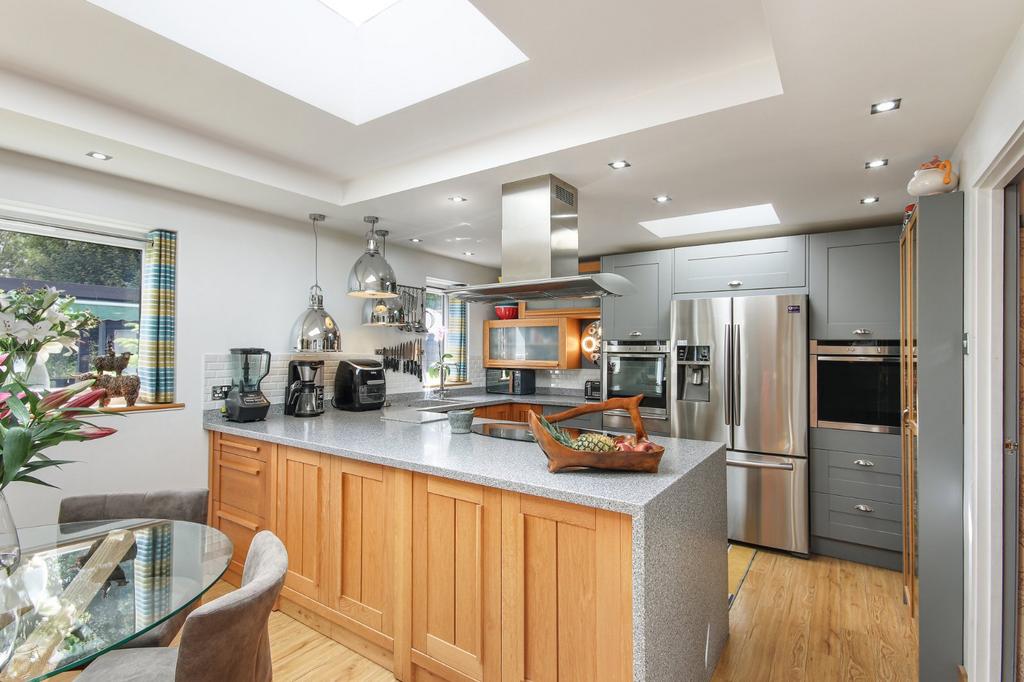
<box><xmin>673</xmin><ymin>235</ymin><xmax>807</xmax><ymax>294</ymax></box>
<box><xmin>808</xmin><ymin>225</ymin><xmax>900</xmax><ymax>340</ymax></box>
<box><xmin>810</xmin><ymin>448</ymin><xmax>900</xmax><ymax>504</ymax></box>
<box><xmin>600</xmin><ymin>249</ymin><xmax>673</xmax><ymax>340</ymax></box>
<box><xmin>541</xmin><ymin>403</ymin><xmax>602</xmax><ymax>430</ymax></box>
<box><xmin>809</xmin><ymin>428</ymin><xmax>902</xmax><ymax>569</ymax></box>
<box><xmin>811</xmin><ymin>492</ymin><xmax>902</xmax><ymax>552</ymax></box>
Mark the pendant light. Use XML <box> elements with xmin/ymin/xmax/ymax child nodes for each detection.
<box><xmin>348</xmin><ymin>216</ymin><xmax>398</xmax><ymax>298</ymax></box>
<box><xmin>291</xmin><ymin>213</ymin><xmax>341</xmax><ymax>351</ymax></box>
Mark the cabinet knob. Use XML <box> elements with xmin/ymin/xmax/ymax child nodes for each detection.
<box><xmin>852</xmin><ymin>459</ymin><xmax>874</xmax><ymax>467</ymax></box>
<box><xmin>728</xmin><ymin>280</ymin><xmax>743</xmax><ymax>287</ymax></box>
<box><xmin>853</xmin><ymin>504</ymin><xmax>874</xmax><ymax>513</ymax></box>
<box><xmin>853</xmin><ymin>328</ymin><xmax>872</xmax><ymax>335</ymax></box>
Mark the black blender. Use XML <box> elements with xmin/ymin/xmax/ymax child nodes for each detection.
<box><xmin>225</xmin><ymin>348</ymin><xmax>272</xmax><ymax>422</ymax></box>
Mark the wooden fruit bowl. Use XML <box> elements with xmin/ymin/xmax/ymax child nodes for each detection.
<box><xmin>527</xmin><ymin>395</ymin><xmax>665</xmax><ymax>473</ymax></box>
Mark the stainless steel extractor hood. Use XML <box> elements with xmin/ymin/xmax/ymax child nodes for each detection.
<box><xmin>445</xmin><ymin>174</ymin><xmax>635</xmax><ymax>303</ymax></box>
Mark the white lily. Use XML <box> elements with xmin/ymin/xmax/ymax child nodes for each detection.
<box><xmin>59</xmin><ymin>334</ymin><xmax>79</xmax><ymax>352</ymax></box>
<box><xmin>0</xmin><ymin>311</ymin><xmax>18</xmax><ymax>336</ymax></box>
<box><xmin>45</xmin><ymin>307</ymin><xmax>69</xmax><ymax>325</ymax></box>
<box><xmin>13</xmin><ymin>319</ymin><xmax>51</xmax><ymax>344</ymax></box>
<box><xmin>41</xmin><ymin>286</ymin><xmax>60</xmax><ymax>307</ymax></box>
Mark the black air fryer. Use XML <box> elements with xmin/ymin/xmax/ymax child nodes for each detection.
<box><xmin>332</xmin><ymin>359</ymin><xmax>386</xmax><ymax>411</ymax></box>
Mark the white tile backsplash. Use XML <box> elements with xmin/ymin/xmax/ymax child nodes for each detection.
<box><xmin>202</xmin><ymin>352</ymin><xmax>487</xmax><ymax>409</ymax></box>
<box><xmin>534</xmin><ymin>367</ymin><xmax>601</xmax><ymax>390</ymax></box>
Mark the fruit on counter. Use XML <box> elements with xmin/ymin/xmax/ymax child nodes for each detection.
<box><xmin>572</xmin><ymin>432</ymin><xmax>616</xmax><ymax>452</ymax></box>
<box><xmin>537</xmin><ymin>414</ymin><xmax>575</xmax><ymax>448</ymax></box>
<box><xmin>613</xmin><ymin>434</ymin><xmax>659</xmax><ymax>453</ymax></box>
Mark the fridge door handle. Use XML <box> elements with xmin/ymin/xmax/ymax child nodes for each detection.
<box><xmin>726</xmin><ymin>458</ymin><xmax>794</xmax><ymax>471</ymax></box>
<box><xmin>732</xmin><ymin>323</ymin><xmax>741</xmax><ymax>426</ymax></box>
<box><xmin>724</xmin><ymin>323</ymin><xmax>732</xmax><ymax>426</ymax></box>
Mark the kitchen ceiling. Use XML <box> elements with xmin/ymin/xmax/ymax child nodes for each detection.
<box><xmin>0</xmin><ymin>0</ymin><xmax>1020</xmax><ymax>267</ymax></box>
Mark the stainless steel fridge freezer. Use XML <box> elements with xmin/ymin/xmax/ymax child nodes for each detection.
<box><xmin>670</xmin><ymin>294</ymin><xmax>808</xmax><ymax>554</ymax></box>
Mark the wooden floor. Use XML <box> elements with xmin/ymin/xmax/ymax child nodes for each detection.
<box><xmin>712</xmin><ymin>551</ymin><xmax>918</xmax><ymax>681</ymax></box>
<box><xmin>55</xmin><ymin>551</ymin><xmax>916</xmax><ymax>681</ymax></box>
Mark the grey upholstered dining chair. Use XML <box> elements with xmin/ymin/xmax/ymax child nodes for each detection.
<box><xmin>78</xmin><ymin>530</ymin><xmax>287</xmax><ymax>682</ymax></box>
<box><xmin>58</xmin><ymin>489</ymin><xmax>209</xmax><ymax>648</ymax></box>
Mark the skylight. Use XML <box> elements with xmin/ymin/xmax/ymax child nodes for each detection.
<box><xmin>639</xmin><ymin>203</ymin><xmax>780</xmax><ymax>238</ymax></box>
<box><xmin>85</xmin><ymin>0</ymin><xmax>528</xmax><ymax>125</ymax></box>
<box><xmin>320</xmin><ymin>0</ymin><xmax>402</xmax><ymax>26</ymax></box>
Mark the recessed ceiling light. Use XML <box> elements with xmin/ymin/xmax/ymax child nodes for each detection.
<box><xmin>860</xmin><ymin>196</ymin><xmax>879</xmax><ymax>204</ymax></box>
<box><xmin>409</xmin><ymin>238</ymin><xmax>422</xmax><ymax>243</ymax></box>
<box><xmin>870</xmin><ymin>99</ymin><xmax>901</xmax><ymax>114</ymax></box>
<box><xmin>608</xmin><ymin>160</ymin><xmax>631</xmax><ymax>170</ymax></box>
<box><xmin>653</xmin><ymin>195</ymin><xmax>672</xmax><ymax>203</ymax></box>
<box><xmin>463</xmin><ymin>251</ymin><xmax>475</xmax><ymax>256</ymax></box>
<box><xmin>86</xmin><ymin>151</ymin><xmax>112</xmax><ymax>161</ymax></box>
<box><xmin>639</xmin><ymin>203</ymin><xmax>780</xmax><ymax>238</ymax></box>
<box><xmin>865</xmin><ymin>158</ymin><xmax>888</xmax><ymax>169</ymax></box>
<box><xmin>448</xmin><ymin>195</ymin><xmax>468</xmax><ymax>203</ymax></box>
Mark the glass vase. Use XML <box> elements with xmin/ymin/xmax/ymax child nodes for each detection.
<box><xmin>0</xmin><ymin>492</ymin><xmax>20</xmax><ymax>578</ymax></box>
<box><xmin>11</xmin><ymin>353</ymin><xmax>50</xmax><ymax>392</ymax></box>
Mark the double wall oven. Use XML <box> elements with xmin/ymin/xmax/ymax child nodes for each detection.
<box><xmin>810</xmin><ymin>341</ymin><xmax>900</xmax><ymax>434</ymax></box>
<box><xmin>601</xmin><ymin>339</ymin><xmax>670</xmax><ymax>435</ymax></box>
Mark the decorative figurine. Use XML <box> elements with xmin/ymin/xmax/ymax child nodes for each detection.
<box><xmin>907</xmin><ymin>155</ymin><xmax>959</xmax><ymax>196</ymax></box>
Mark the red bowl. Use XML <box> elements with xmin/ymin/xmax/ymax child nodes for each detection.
<box><xmin>494</xmin><ymin>304</ymin><xmax>519</xmax><ymax>319</ymax></box>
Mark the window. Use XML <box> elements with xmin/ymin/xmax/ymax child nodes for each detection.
<box><xmin>422</xmin><ymin>280</ymin><xmax>468</xmax><ymax>387</ymax></box>
<box><xmin>0</xmin><ymin>214</ymin><xmax>177</xmax><ymax>406</ymax></box>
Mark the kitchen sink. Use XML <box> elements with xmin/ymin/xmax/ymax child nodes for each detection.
<box><xmin>408</xmin><ymin>398</ymin><xmax>469</xmax><ymax>409</ymax></box>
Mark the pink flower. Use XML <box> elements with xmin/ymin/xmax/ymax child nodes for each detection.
<box><xmin>64</xmin><ymin>389</ymin><xmax>107</xmax><ymax>409</ymax></box>
<box><xmin>74</xmin><ymin>425</ymin><xmax>117</xmax><ymax>440</ymax></box>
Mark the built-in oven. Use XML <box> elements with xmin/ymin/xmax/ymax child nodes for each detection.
<box><xmin>602</xmin><ymin>340</ymin><xmax>670</xmax><ymax>435</ymax></box>
<box><xmin>810</xmin><ymin>340</ymin><xmax>900</xmax><ymax>434</ymax></box>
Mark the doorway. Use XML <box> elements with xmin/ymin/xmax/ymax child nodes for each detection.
<box><xmin>1006</xmin><ymin>173</ymin><xmax>1023</xmax><ymax>681</ymax></box>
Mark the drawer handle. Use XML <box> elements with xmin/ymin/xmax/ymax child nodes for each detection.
<box><xmin>728</xmin><ymin>280</ymin><xmax>743</xmax><ymax>287</ymax></box>
<box><xmin>216</xmin><ymin>509</ymin><xmax>259</xmax><ymax>531</ymax></box>
<box><xmin>853</xmin><ymin>328</ymin><xmax>872</xmax><ymax>335</ymax></box>
<box><xmin>630</xmin><ymin>331</ymin><xmax>642</xmax><ymax>337</ymax></box>
<box><xmin>220</xmin><ymin>460</ymin><xmax>261</xmax><ymax>476</ymax></box>
<box><xmin>220</xmin><ymin>438</ymin><xmax>259</xmax><ymax>452</ymax></box>
<box><xmin>852</xmin><ymin>459</ymin><xmax>875</xmax><ymax>467</ymax></box>
<box><xmin>726</xmin><ymin>458</ymin><xmax>794</xmax><ymax>471</ymax></box>
<box><xmin>853</xmin><ymin>504</ymin><xmax>874</xmax><ymax>513</ymax></box>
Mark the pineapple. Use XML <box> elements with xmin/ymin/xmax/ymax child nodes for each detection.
<box><xmin>537</xmin><ymin>414</ymin><xmax>575</xmax><ymax>448</ymax></box>
<box><xmin>572</xmin><ymin>432</ymin><xmax>616</xmax><ymax>453</ymax></box>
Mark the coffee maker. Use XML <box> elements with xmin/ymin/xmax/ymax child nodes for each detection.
<box><xmin>284</xmin><ymin>360</ymin><xmax>324</xmax><ymax>417</ymax></box>
<box><xmin>225</xmin><ymin>348</ymin><xmax>271</xmax><ymax>422</ymax></box>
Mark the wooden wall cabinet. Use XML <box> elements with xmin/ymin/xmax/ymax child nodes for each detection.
<box><xmin>411</xmin><ymin>475</ymin><xmax>501</xmax><ymax>681</ymax></box>
<box><xmin>500</xmin><ymin>492</ymin><xmax>632</xmax><ymax>682</ymax></box>
<box><xmin>483</xmin><ymin>318</ymin><xmax>581</xmax><ymax>369</ymax></box>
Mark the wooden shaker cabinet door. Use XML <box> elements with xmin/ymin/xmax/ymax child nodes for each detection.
<box><xmin>277</xmin><ymin>446</ymin><xmax>329</xmax><ymax>601</ymax></box>
<box><xmin>411</xmin><ymin>474</ymin><xmax>501</xmax><ymax>681</ymax></box>
<box><xmin>500</xmin><ymin>493</ymin><xmax>632</xmax><ymax>682</ymax></box>
<box><xmin>327</xmin><ymin>458</ymin><xmax>395</xmax><ymax>638</ymax></box>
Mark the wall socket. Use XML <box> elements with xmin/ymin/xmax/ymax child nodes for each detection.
<box><xmin>210</xmin><ymin>385</ymin><xmax>232</xmax><ymax>400</ymax></box>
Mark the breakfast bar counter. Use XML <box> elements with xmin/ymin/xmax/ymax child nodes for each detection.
<box><xmin>203</xmin><ymin>403</ymin><xmax>726</xmax><ymax>681</ymax></box>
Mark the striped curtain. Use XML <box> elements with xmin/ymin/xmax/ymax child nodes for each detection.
<box><xmin>139</xmin><ymin>230</ymin><xmax>177</xmax><ymax>403</ymax></box>
<box><xmin>446</xmin><ymin>297</ymin><xmax>467</xmax><ymax>383</ymax></box>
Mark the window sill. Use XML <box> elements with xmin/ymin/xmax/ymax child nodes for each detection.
<box><xmin>100</xmin><ymin>402</ymin><xmax>186</xmax><ymax>414</ymax></box>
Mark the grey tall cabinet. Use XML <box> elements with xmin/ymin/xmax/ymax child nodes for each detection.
<box><xmin>600</xmin><ymin>249</ymin><xmax>673</xmax><ymax>340</ymax></box>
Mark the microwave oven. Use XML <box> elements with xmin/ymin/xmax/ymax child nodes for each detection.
<box><xmin>485</xmin><ymin>368</ymin><xmax>536</xmax><ymax>395</ymax></box>
<box><xmin>810</xmin><ymin>340</ymin><xmax>900</xmax><ymax>433</ymax></box>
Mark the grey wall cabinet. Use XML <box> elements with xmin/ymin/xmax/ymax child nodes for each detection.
<box><xmin>673</xmin><ymin>235</ymin><xmax>807</xmax><ymax>294</ymax></box>
<box><xmin>808</xmin><ymin>225</ymin><xmax>901</xmax><ymax>340</ymax></box>
<box><xmin>600</xmin><ymin>249</ymin><xmax>673</xmax><ymax>340</ymax></box>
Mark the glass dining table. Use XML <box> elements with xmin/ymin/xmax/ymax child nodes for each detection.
<box><xmin>0</xmin><ymin>519</ymin><xmax>232</xmax><ymax>681</ymax></box>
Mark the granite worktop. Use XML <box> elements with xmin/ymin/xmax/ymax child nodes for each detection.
<box><xmin>203</xmin><ymin>395</ymin><xmax>723</xmax><ymax>516</ymax></box>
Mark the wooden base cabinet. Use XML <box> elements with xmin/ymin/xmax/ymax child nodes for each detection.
<box><xmin>500</xmin><ymin>493</ymin><xmax>633</xmax><ymax>682</ymax></box>
<box><xmin>206</xmin><ymin>436</ymin><xmax>634</xmax><ymax>682</ymax></box>
<box><xmin>411</xmin><ymin>475</ymin><xmax>501</xmax><ymax>682</ymax></box>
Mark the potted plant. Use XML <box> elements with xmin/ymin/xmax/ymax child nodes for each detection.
<box><xmin>0</xmin><ymin>353</ymin><xmax>117</xmax><ymax>576</ymax></box>
<box><xmin>0</xmin><ymin>287</ymin><xmax>99</xmax><ymax>390</ymax></box>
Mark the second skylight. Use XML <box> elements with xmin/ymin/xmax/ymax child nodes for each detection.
<box><xmin>640</xmin><ymin>203</ymin><xmax>781</xmax><ymax>238</ymax></box>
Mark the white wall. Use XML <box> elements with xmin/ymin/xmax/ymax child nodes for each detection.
<box><xmin>952</xmin><ymin>20</ymin><xmax>1024</xmax><ymax>681</ymax></box>
<box><xmin>0</xmin><ymin>149</ymin><xmax>498</xmax><ymax>526</ymax></box>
